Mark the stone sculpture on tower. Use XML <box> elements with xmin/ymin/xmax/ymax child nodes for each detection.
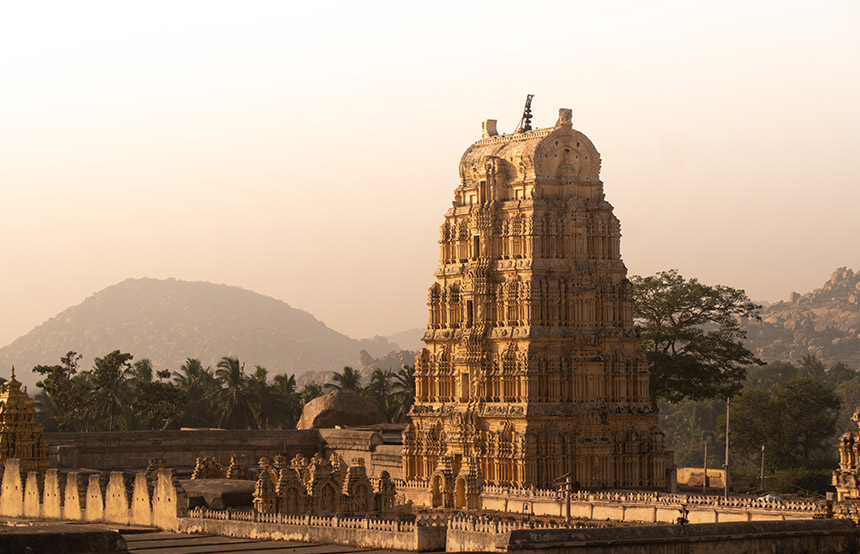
<box><xmin>402</xmin><ymin>105</ymin><xmax>672</xmax><ymax>509</ymax></box>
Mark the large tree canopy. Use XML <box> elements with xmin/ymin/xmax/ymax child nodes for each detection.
<box><xmin>732</xmin><ymin>377</ymin><xmax>840</xmax><ymax>471</ymax></box>
<box><xmin>631</xmin><ymin>269</ymin><xmax>762</xmax><ymax>403</ymax></box>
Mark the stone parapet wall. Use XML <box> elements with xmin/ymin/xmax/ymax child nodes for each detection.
<box><xmin>481</xmin><ymin>487</ymin><xmax>817</xmax><ymax>523</ymax></box>
<box><xmin>484</xmin><ymin>519</ymin><xmax>858</xmax><ymax>554</ymax></box>
<box><xmin>486</xmin><ymin>486</ymin><xmax>816</xmax><ymax>520</ymax></box>
<box><xmin>0</xmin><ymin>458</ymin><xmax>184</xmax><ymax>531</ymax></box>
<box><xmin>181</xmin><ymin>508</ymin><xmax>447</xmax><ymax>551</ymax></box>
<box><xmin>397</xmin><ymin>481</ymin><xmax>819</xmax><ymax>523</ymax></box>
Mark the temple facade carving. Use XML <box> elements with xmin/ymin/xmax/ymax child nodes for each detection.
<box><xmin>403</xmin><ymin>108</ymin><xmax>672</xmax><ymax>507</ymax></box>
<box><xmin>0</xmin><ymin>367</ymin><xmax>48</xmax><ymax>474</ymax></box>
<box><xmin>253</xmin><ymin>453</ymin><xmax>396</xmax><ymax>515</ymax></box>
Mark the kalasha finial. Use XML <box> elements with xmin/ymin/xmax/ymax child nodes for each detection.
<box><xmin>516</xmin><ymin>94</ymin><xmax>535</xmax><ymax>132</ymax></box>
<box><xmin>10</xmin><ymin>365</ymin><xmax>14</xmax><ymax>380</ymax></box>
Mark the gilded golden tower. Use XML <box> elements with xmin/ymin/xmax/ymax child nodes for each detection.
<box><xmin>402</xmin><ymin>107</ymin><xmax>671</xmax><ymax>508</ymax></box>
<box><xmin>0</xmin><ymin>367</ymin><xmax>49</xmax><ymax>474</ymax></box>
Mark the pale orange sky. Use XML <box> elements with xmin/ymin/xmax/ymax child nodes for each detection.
<box><xmin>1</xmin><ymin>1</ymin><xmax>859</xmax><ymax>349</ymax></box>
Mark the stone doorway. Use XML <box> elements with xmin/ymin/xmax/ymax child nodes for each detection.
<box><xmin>431</xmin><ymin>474</ymin><xmax>443</xmax><ymax>508</ymax></box>
<box><xmin>454</xmin><ymin>477</ymin><xmax>466</xmax><ymax>509</ymax></box>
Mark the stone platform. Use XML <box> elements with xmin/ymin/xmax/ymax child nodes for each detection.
<box><xmin>0</xmin><ymin>521</ymin><xmax>127</xmax><ymax>553</ymax></box>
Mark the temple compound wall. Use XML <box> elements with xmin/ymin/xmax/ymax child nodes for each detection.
<box><xmin>46</xmin><ymin>427</ymin><xmax>402</xmax><ymax>479</ymax></box>
<box><xmin>403</xmin><ymin>107</ymin><xmax>672</xmax><ymax>508</ymax></box>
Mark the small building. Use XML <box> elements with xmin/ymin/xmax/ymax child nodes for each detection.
<box><xmin>0</xmin><ymin>367</ymin><xmax>49</xmax><ymax>474</ymax></box>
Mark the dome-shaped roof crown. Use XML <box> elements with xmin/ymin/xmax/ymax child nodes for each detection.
<box><xmin>459</xmin><ymin>108</ymin><xmax>602</xmax><ymax>190</ymax></box>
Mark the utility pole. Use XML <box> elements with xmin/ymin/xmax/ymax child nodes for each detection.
<box><xmin>724</xmin><ymin>397</ymin><xmax>731</xmax><ymax>500</ymax></box>
<box><xmin>760</xmin><ymin>444</ymin><xmax>765</xmax><ymax>491</ymax></box>
<box><xmin>703</xmin><ymin>442</ymin><xmax>708</xmax><ymax>495</ymax></box>
<box><xmin>554</xmin><ymin>472</ymin><xmax>572</xmax><ymax>526</ymax></box>
<box><xmin>565</xmin><ymin>473</ymin><xmax>571</xmax><ymax>525</ymax></box>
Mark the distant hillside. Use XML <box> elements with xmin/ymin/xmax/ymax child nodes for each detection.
<box><xmin>745</xmin><ymin>267</ymin><xmax>860</xmax><ymax>368</ymax></box>
<box><xmin>384</xmin><ymin>327</ymin><xmax>425</xmax><ymax>352</ymax></box>
<box><xmin>0</xmin><ymin>278</ymin><xmax>398</xmax><ymax>389</ymax></box>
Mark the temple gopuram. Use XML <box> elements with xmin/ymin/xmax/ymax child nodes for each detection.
<box><xmin>402</xmin><ymin>104</ymin><xmax>672</xmax><ymax>508</ymax></box>
<box><xmin>0</xmin><ymin>367</ymin><xmax>48</xmax><ymax>474</ymax></box>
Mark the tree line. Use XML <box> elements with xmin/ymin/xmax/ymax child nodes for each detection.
<box><xmin>32</xmin><ymin>351</ymin><xmax>415</xmax><ymax>432</ymax></box>
<box><xmin>632</xmin><ymin>270</ymin><xmax>855</xmax><ymax>495</ymax></box>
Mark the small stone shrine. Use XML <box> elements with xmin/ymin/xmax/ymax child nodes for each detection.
<box><xmin>403</xmin><ymin>103</ymin><xmax>672</xmax><ymax>508</ymax></box>
<box><xmin>834</xmin><ymin>407</ymin><xmax>860</xmax><ymax>500</ymax></box>
<box><xmin>0</xmin><ymin>367</ymin><xmax>48</xmax><ymax>474</ymax></box>
<box><xmin>253</xmin><ymin>453</ymin><xmax>396</xmax><ymax>515</ymax></box>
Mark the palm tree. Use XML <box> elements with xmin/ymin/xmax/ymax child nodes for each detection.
<box><xmin>391</xmin><ymin>365</ymin><xmax>416</xmax><ymax>423</ymax></box>
<box><xmin>325</xmin><ymin>366</ymin><xmax>362</xmax><ymax>393</ymax></box>
<box><xmin>214</xmin><ymin>356</ymin><xmax>257</xmax><ymax>429</ymax></box>
<box><xmin>89</xmin><ymin>350</ymin><xmax>133</xmax><ymax>431</ymax></box>
<box><xmin>173</xmin><ymin>358</ymin><xmax>218</xmax><ymax>427</ymax></box>
<box><xmin>272</xmin><ymin>373</ymin><xmax>301</xmax><ymax>428</ymax></box>
<box><xmin>366</xmin><ymin>368</ymin><xmax>394</xmax><ymax>421</ymax></box>
<box><xmin>247</xmin><ymin>365</ymin><xmax>280</xmax><ymax>429</ymax></box>
<box><xmin>300</xmin><ymin>381</ymin><xmax>324</xmax><ymax>405</ymax></box>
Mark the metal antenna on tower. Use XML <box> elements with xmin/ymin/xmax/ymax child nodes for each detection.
<box><xmin>516</xmin><ymin>94</ymin><xmax>534</xmax><ymax>132</ymax></box>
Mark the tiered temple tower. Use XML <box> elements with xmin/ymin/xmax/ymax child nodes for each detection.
<box><xmin>402</xmin><ymin>108</ymin><xmax>671</xmax><ymax>507</ymax></box>
<box><xmin>0</xmin><ymin>367</ymin><xmax>48</xmax><ymax>474</ymax></box>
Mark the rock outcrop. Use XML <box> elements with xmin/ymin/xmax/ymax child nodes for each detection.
<box><xmin>745</xmin><ymin>267</ymin><xmax>860</xmax><ymax>367</ymax></box>
<box><xmin>296</xmin><ymin>391</ymin><xmax>385</xmax><ymax>430</ymax></box>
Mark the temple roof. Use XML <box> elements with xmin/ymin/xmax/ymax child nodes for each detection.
<box><xmin>0</xmin><ymin>366</ymin><xmax>35</xmax><ymax>413</ymax></box>
<box><xmin>459</xmin><ymin>108</ymin><xmax>602</xmax><ymax>186</ymax></box>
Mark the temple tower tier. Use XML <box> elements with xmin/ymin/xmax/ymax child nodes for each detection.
<box><xmin>403</xmin><ymin>108</ymin><xmax>672</xmax><ymax>505</ymax></box>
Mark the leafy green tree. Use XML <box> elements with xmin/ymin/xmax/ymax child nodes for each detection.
<box><xmin>835</xmin><ymin>375</ymin><xmax>860</xmax><ymax>435</ymax></box>
<box><xmin>136</xmin><ymin>374</ymin><xmax>186</xmax><ymax>430</ymax></box>
<box><xmin>732</xmin><ymin>377</ymin><xmax>840</xmax><ymax>473</ymax></box>
<box><xmin>631</xmin><ymin>269</ymin><xmax>762</xmax><ymax>402</ymax></box>
<box><xmin>657</xmin><ymin>397</ymin><xmax>724</xmax><ymax>468</ymax></box>
<box><xmin>744</xmin><ymin>361</ymin><xmax>799</xmax><ymax>391</ymax></box>
<box><xmin>33</xmin><ymin>351</ymin><xmax>88</xmax><ymax>431</ymax></box>
<box><xmin>214</xmin><ymin>356</ymin><xmax>257</xmax><ymax>429</ymax></box>
<box><xmin>798</xmin><ymin>354</ymin><xmax>826</xmax><ymax>380</ymax></box>
<box><xmin>826</xmin><ymin>361</ymin><xmax>856</xmax><ymax>387</ymax></box>
<box><xmin>325</xmin><ymin>366</ymin><xmax>362</xmax><ymax>393</ymax></box>
<box><xmin>88</xmin><ymin>350</ymin><xmax>134</xmax><ymax>431</ymax></box>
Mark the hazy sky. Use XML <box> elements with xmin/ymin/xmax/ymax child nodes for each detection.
<box><xmin>1</xmin><ymin>1</ymin><xmax>858</xmax><ymax>349</ymax></box>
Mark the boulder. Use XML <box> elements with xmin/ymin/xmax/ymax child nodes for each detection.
<box><xmin>297</xmin><ymin>391</ymin><xmax>385</xmax><ymax>430</ymax></box>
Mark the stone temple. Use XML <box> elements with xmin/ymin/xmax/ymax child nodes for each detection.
<box><xmin>402</xmin><ymin>107</ymin><xmax>672</xmax><ymax>508</ymax></box>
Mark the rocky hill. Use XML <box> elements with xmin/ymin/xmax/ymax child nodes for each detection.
<box><xmin>0</xmin><ymin>278</ymin><xmax>399</xmax><ymax>389</ymax></box>
<box><xmin>745</xmin><ymin>267</ymin><xmax>860</xmax><ymax>368</ymax></box>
